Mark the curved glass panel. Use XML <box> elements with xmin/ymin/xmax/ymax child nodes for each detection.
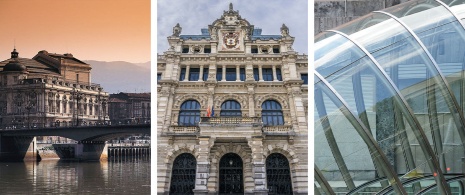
<box><xmin>315</xmin><ymin>75</ymin><xmax>406</xmax><ymax>194</ymax></box>
<box><xmin>341</xmin><ymin>11</ymin><xmax>465</xmax><ymax>177</ymax></box>
<box><xmin>179</xmin><ymin>100</ymin><xmax>201</xmax><ymax>126</ymax></box>
<box><xmin>317</xmin><ymin>30</ymin><xmax>438</xmax><ymax>177</ymax></box>
<box><xmin>315</xmin><ymin>0</ymin><xmax>465</xmax><ymax>193</ymax></box>
<box><xmin>220</xmin><ymin>100</ymin><xmax>241</xmax><ymax>117</ymax></box>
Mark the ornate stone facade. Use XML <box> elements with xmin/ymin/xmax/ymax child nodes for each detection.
<box><xmin>0</xmin><ymin>49</ymin><xmax>109</xmax><ymax>133</ymax></box>
<box><xmin>157</xmin><ymin>4</ymin><xmax>308</xmax><ymax>195</ymax></box>
<box><xmin>108</xmin><ymin>92</ymin><xmax>150</xmax><ymax>124</ymax></box>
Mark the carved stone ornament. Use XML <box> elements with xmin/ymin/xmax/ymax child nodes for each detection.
<box><xmin>214</xmin><ymin>94</ymin><xmax>248</xmax><ymax>109</ymax></box>
<box><xmin>174</xmin><ymin>94</ymin><xmax>208</xmax><ymax>109</ymax></box>
<box><xmin>255</xmin><ymin>94</ymin><xmax>289</xmax><ymax>109</ymax></box>
<box><xmin>172</xmin><ymin>23</ymin><xmax>182</xmax><ymax>37</ymax></box>
<box><xmin>223</xmin><ymin>32</ymin><xmax>240</xmax><ymax>49</ymax></box>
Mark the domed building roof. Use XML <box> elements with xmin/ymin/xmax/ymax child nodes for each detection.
<box><xmin>2</xmin><ymin>60</ymin><xmax>27</xmax><ymax>72</ymax></box>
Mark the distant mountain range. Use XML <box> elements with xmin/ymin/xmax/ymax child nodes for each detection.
<box><xmin>84</xmin><ymin>60</ymin><xmax>151</xmax><ymax>94</ymax></box>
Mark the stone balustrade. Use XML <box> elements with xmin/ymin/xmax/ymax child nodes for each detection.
<box><xmin>262</xmin><ymin>125</ymin><xmax>293</xmax><ymax>134</ymax></box>
<box><xmin>200</xmin><ymin>117</ymin><xmax>261</xmax><ymax>124</ymax></box>
<box><xmin>168</xmin><ymin>126</ymin><xmax>199</xmax><ymax>134</ymax></box>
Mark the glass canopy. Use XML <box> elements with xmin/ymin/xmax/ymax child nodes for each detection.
<box><xmin>315</xmin><ymin>0</ymin><xmax>465</xmax><ymax>194</ymax></box>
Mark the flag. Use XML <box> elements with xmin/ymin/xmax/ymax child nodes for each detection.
<box><xmin>211</xmin><ymin>106</ymin><xmax>215</xmax><ymax>117</ymax></box>
<box><xmin>206</xmin><ymin>107</ymin><xmax>211</xmax><ymax>117</ymax></box>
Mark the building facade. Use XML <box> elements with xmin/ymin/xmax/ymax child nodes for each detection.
<box><xmin>0</xmin><ymin>49</ymin><xmax>109</xmax><ymax>132</ymax></box>
<box><xmin>109</xmin><ymin>92</ymin><xmax>151</xmax><ymax>124</ymax></box>
<box><xmin>157</xmin><ymin>4</ymin><xmax>308</xmax><ymax>195</ymax></box>
<box><xmin>315</xmin><ymin>0</ymin><xmax>465</xmax><ymax>194</ymax></box>
<box><xmin>314</xmin><ymin>0</ymin><xmax>410</xmax><ymax>34</ymax></box>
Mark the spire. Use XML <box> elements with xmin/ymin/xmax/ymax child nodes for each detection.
<box><xmin>11</xmin><ymin>48</ymin><xmax>18</xmax><ymax>59</ymax></box>
<box><xmin>229</xmin><ymin>3</ymin><xmax>233</xmax><ymax>11</ymax></box>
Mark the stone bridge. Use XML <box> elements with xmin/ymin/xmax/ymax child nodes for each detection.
<box><xmin>0</xmin><ymin>124</ymin><xmax>150</xmax><ymax>161</ymax></box>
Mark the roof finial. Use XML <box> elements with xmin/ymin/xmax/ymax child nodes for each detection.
<box><xmin>229</xmin><ymin>2</ymin><xmax>233</xmax><ymax>11</ymax></box>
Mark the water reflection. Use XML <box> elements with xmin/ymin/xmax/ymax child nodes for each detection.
<box><xmin>0</xmin><ymin>158</ymin><xmax>150</xmax><ymax>194</ymax></box>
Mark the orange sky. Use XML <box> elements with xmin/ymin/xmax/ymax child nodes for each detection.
<box><xmin>0</xmin><ymin>0</ymin><xmax>150</xmax><ymax>63</ymax></box>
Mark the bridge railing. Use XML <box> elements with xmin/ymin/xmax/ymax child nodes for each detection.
<box><xmin>0</xmin><ymin>121</ymin><xmax>151</xmax><ymax>130</ymax></box>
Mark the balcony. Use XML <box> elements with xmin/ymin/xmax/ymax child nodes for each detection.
<box><xmin>200</xmin><ymin>117</ymin><xmax>261</xmax><ymax>125</ymax></box>
<box><xmin>166</xmin><ymin>125</ymin><xmax>199</xmax><ymax>135</ymax></box>
<box><xmin>262</xmin><ymin>125</ymin><xmax>294</xmax><ymax>135</ymax></box>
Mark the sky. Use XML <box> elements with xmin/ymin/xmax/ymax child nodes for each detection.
<box><xmin>157</xmin><ymin>0</ymin><xmax>308</xmax><ymax>55</ymax></box>
<box><xmin>0</xmin><ymin>0</ymin><xmax>150</xmax><ymax>63</ymax></box>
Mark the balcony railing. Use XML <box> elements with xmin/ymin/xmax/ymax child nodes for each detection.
<box><xmin>200</xmin><ymin>117</ymin><xmax>262</xmax><ymax>124</ymax></box>
<box><xmin>168</xmin><ymin>126</ymin><xmax>199</xmax><ymax>134</ymax></box>
<box><xmin>262</xmin><ymin>125</ymin><xmax>294</xmax><ymax>134</ymax></box>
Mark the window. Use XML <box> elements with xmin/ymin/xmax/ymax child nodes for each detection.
<box><xmin>182</xmin><ymin>46</ymin><xmax>189</xmax><ymax>53</ymax></box>
<box><xmin>273</xmin><ymin>46</ymin><xmax>280</xmax><ymax>53</ymax></box>
<box><xmin>217</xmin><ymin>68</ymin><xmax>222</xmax><ymax>81</ymax></box>
<box><xmin>240</xmin><ymin>68</ymin><xmax>245</xmax><ymax>81</ymax></box>
<box><xmin>262</xmin><ymin>68</ymin><xmax>273</xmax><ymax>81</ymax></box>
<box><xmin>179</xmin><ymin>68</ymin><xmax>186</xmax><ymax>81</ymax></box>
<box><xmin>262</xmin><ymin>68</ymin><xmax>282</xmax><ymax>81</ymax></box>
<box><xmin>204</xmin><ymin>46</ymin><xmax>211</xmax><ymax>53</ymax></box>
<box><xmin>220</xmin><ymin>100</ymin><xmax>241</xmax><ymax>117</ymax></box>
<box><xmin>301</xmin><ymin>73</ymin><xmax>308</xmax><ymax>84</ymax></box>
<box><xmin>253</xmin><ymin>68</ymin><xmax>259</xmax><ymax>81</ymax></box>
<box><xmin>157</xmin><ymin>73</ymin><xmax>162</xmax><ymax>81</ymax></box>
<box><xmin>226</xmin><ymin>68</ymin><xmax>236</xmax><ymax>81</ymax></box>
<box><xmin>189</xmin><ymin>68</ymin><xmax>200</xmax><ymax>81</ymax></box>
<box><xmin>276</xmin><ymin>68</ymin><xmax>282</xmax><ymax>81</ymax></box>
<box><xmin>203</xmin><ymin>68</ymin><xmax>209</xmax><ymax>81</ymax></box>
<box><xmin>261</xmin><ymin>100</ymin><xmax>284</xmax><ymax>126</ymax></box>
<box><xmin>251</xmin><ymin>46</ymin><xmax>258</xmax><ymax>54</ymax></box>
<box><xmin>178</xmin><ymin>100</ymin><xmax>200</xmax><ymax>126</ymax></box>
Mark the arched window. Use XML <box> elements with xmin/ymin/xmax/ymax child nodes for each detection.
<box><xmin>169</xmin><ymin>153</ymin><xmax>196</xmax><ymax>195</ymax></box>
<box><xmin>178</xmin><ymin>100</ymin><xmax>200</xmax><ymax>126</ymax></box>
<box><xmin>266</xmin><ymin>153</ymin><xmax>293</xmax><ymax>194</ymax></box>
<box><xmin>261</xmin><ymin>100</ymin><xmax>284</xmax><ymax>126</ymax></box>
<box><xmin>220</xmin><ymin>100</ymin><xmax>241</xmax><ymax>117</ymax></box>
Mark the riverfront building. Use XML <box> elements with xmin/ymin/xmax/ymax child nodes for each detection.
<box><xmin>108</xmin><ymin>92</ymin><xmax>151</xmax><ymax>124</ymax></box>
<box><xmin>0</xmin><ymin>49</ymin><xmax>109</xmax><ymax>131</ymax></box>
<box><xmin>315</xmin><ymin>0</ymin><xmax>465</xmax><ymax>194</ymax></box>
<box><xmin>157</xmin><ymin>3</ymin><xmax>308</xmax><ymax>195</ymax></box>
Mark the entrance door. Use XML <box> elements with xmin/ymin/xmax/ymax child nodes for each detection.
<box><xmin>219</xmin><ymin>153</ymin><xmax>243</xmax><ymax>194</ymax></box>
<box><xmin>266</xmin><ymin>153</ymin><xmax>293</xmax><ymax>194</ymax></box>
<box><xmin>169</xmin><ymin>153</ymin><xmax>196</xmax><ymax>195</ymax></box>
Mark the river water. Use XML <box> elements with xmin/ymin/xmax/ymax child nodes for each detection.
<box><xmin>0</xmin><ymin>157</ymin><xmax>150</xmax><ymax>194</ymax></box>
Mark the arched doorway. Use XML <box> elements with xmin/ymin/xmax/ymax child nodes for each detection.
<box><xmin>219</xmin><ymin>153</ymin><xmax>243</xmax><ymax>194</ymax></box>
<box><xmin>266</xmin><ymin>153</ymin><xmax>293</xmax><ymax>194</ymax></box>
<box><xmin>169</xmin><ymin>153</ymin><xmax>196</xmax><ymax>195</ymax></box>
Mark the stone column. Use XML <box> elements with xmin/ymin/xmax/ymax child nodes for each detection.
<box><xmin>248</xmin><ymin>136</ymin><xmax>268</xmax><ymax>195</ymax></box>
<box><xmin>247</xmin><ymin>86</ymin><xmax>255</xmax><ymax>117</ymax></box>
<box><xmin>199</xmin><ymin>65</ymin><xmax>204</xmax><ymax>81</ymax></box>
<box><xmin>272</xmin><ymin>65</ymin><xmax>278</xmax><ymax>81</ymax></box>
<box><xmin>236</xmin><ymin>65</ymin><xmax>240</xmax><ymax>81</ymax></box>
<box><xmin>193</xmin><ymin>136</ymin><xmax>214</xmax><ymax>195</ymax></box>
<box><xmin>259</xmin><ymin>65</ymin><xmax>264</xmax><ymax>81</ymax></box>
<box><xmin>222</xmin><ymin>65</ymin><xmax>226</xmax><ymax>81</ymax></box>
<box><xmin>184</xmin><ymin>65</ymin><xmax>190</xmax><ymax>81</ymax></box>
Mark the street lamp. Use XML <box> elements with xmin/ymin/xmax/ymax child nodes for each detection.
<box><xmin>72</xmin><ymin>88</ymin><xmax>82</xmax><ymax>127</ymax></box>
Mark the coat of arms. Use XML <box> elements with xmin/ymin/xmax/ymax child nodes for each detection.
<box><xmin>223</xmin><ymin>32</ymin><xmax>240</xmax><ymax>49</ymax></box>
